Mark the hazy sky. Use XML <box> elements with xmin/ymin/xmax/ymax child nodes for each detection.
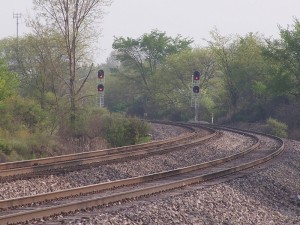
<box><xmin>1</xmin><ymin>0</ymin><xmax>300</xmax><ymax>63</ymax></box>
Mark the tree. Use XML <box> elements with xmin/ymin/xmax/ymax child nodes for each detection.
<box><xmin>263</xmin><ymin>18</ymin><xmax>300</xmax><ymax>98</ymax></box>
<box><xmin>152</xmin><ymin>48</ymin><xmax>216</xmax><ymax>120</ymax></box>
<box><xmin>0</xmin><ymin>35</ymin><xmax>71</xmax><ymax>133</ymax></box>
<box><xmin>31</xmin><ymin>0</ymin><xmax>112</xmax><ymax>125</ymax></box>
<box><xmin>231</xmin><ymin>34</ymin><xmax>269</xmax><ymax>110</ymax></box>
<box><xmin>208</xmin><ymin>30</ymin><xmax>269</xmax><ymax>121</ymax></box>
<box><xmin>207</xmin><ymin>29</ymin><xmax>239</xmax><ymax>118</ymax></box>
<box><xmin>111</xmin><ymin>30</ymin><xmax>193</xmax><ymax>116</ymax></box>
<box><xmin>0</xmin><ymin>59</ymin><xmax>18</xmax><ymax>101</ymax></box>
<box><xmin>261</xmin><ymin>19</ymin><xmax>300</xmax><ymax>130</ymax></box>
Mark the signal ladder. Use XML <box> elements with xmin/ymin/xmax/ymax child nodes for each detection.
<box><xmin>97</xmin><ymin>93</ymin><xmax>104</xmax><ymax>108</ymax></box>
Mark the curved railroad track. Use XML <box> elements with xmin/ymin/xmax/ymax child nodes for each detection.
<box><xmin>0</xmin><ymin>122</ymin><xmax>284</xmax><ymax>224</ymax></box>
<box><xmin>0</xmin><ymin>121</ymin><xmax>216</xmax><ymax>180</ymax></box>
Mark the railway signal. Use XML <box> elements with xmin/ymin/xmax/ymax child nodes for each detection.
<box><xmin>98</xmin><ymin>69</ymin><xmax>104</xmax><ymax>79</ymax></box>
<box><xmin>192</xmin><ymin>70</ymin><xmax>200</xmax><ymax>94</ymax></box>
<box><xmin>193</xmin><ymin>85</ymin><xmax>199</xmax><ymax>93</ymax></box>
<box><xmin>97</xmin><ymin>84</ymin><xmax>104</xmax><ymax>92</ymax></box>
<box><xmin>193</xmin><ymin>70</ymin><xmax>200</xmax><ymax>81</ymax></box>
<box><xmin>97</xmin><ymin>69</ymin><xmax>105</xmax><ymax>107</ymax></box>
<box><xmin>191</xmin><ymin>70</ymin><xmax>201</xmax><ymax>122</ymax></box>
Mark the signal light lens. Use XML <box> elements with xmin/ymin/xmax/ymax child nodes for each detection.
<box><xmin>97</xmin><ymin>84</ymin><xmax>104</xmax><ymax>92</ymax></box>
<box><xmin>193</xmin><ymin>71</ymin><xmax>200</xmax><ymax>80</ymax></box>
<box><xmin>98</xmin><ymin>70</ymin><xmax>104</xmax><ymax>79</ymax></box>
<box><xmin>193</xmin><ymin>85</ymin><xmax>199</xmax><ymax>93</ymax></box>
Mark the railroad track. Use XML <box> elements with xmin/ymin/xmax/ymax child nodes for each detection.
<box><xmin>0</xmin><ymin>121</ymin><xmax>216</xmax><ymax>180</ymax></box>
<box><xmin>0</xmin><ymin>123</ymin><xmax>284</xmax><ymax>224</ymax></box>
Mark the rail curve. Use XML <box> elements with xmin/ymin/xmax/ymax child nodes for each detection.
<box><xmin>0</xmin><ymin>122</ymin><xmax>284</xmax><ymax>224</ymax></box>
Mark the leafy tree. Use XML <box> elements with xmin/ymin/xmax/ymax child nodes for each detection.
<box><xmin>231</xmin><ymin>33</ymin><xmax>270</xmax><ymax>121</ymax></box>
<box><xmin>261</xmin><ymin>19</ymin><xmax>300</xmax><ymax>129</ymax></box>
<box><xmin>263</xmin><ymin>18</ymin><xmax>300</xmax><ymax>98</ymax></box>
<box><xmin>152</xmin><ymin>48</ymin><xmax>217</xmax><ymax>120</ymax></box>
<box><xmin>0</xmin><ymin>59</ymin><xmax>18</xmax><ymax>101</ymax></box>
<box><xmin>31</xmin><ymin>0</ymin><xmax>112</xmax><ymax>125</ymax></box>
<box><xmin>0</xmin><ymin>35</ymin><xmax>66</xmax><ymax>106</ymax></box>
<box><xmin>207</xmin><ymin>30</ymin><xmax>239</xmax><ymax>118</ymax></box>
<box><xmin>105</xmin><ymin>71</ymin><xmax>134</xmax><ymax>113</ymax></box>
<box><xmin>208</xmin><ymin>30</ymin><xmax>269</xmax><ymax>121</ymax></box>
<box><xmin>0</xmin><ymin>35</ymin><xmax>72</xmax><ymax>133</ymax></box>
<box><xmin>111</xmin><ymin>30</ymin><xmax>193</xmax><ymax>116</ymax></box>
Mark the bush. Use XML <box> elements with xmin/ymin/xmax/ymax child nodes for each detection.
<box><xmin>101</xmin><ymin>113</ymin><xmax>129</xmax><ymax>147</ymax></box>
<box><xmin>0</xmin><ymin>95</ymin><xmax>51</xmax><ymax>134</ymax></box>
<box><xmin>266</xmin><ymin>117</ymin><xmax>288</xmax><ymax>138</ymax></box>
<box><xmin>126</xmin><ymin>117</ymin><xmax>151</xmax><ymax>144</ymax></box>
<box><xmin>101</xmin><ymin>113</ymin><xmax>151</xmax><ymax>147</ymax></box>
<box><xmin>0</xmin><ymin>141</ymin><xmax>11</xmax><ymax>155</ymax></box>
<box><xmin>59</xmin><ymin>107</ymin><xmax>110</xmax><ymax>138</ymax></box>
<box><xmin>0</xmin><ymin>133</ymin><xmax>53</xmax><ymax>160</ymax></box>
<box><xmin>60</xmin><ymin>107</ymin><xmax>151</xmax><ymax>148</ymax></box>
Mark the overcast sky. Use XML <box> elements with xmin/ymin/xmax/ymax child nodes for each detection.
<box><xmin>1</xmin><ymin>0</ymin><xmax>300</xmax><ymax>64</ymax></box>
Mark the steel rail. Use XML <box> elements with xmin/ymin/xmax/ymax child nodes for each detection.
<box><xmin>0</xmin><ymin>126</ymin><xmax>260</xmax><ymax>209</ymax></box>
<box><xmin>0</xmin><ymin>122</ymin><xmax>196</xmax><ymax>171</ymax></box>
<box><xmin>0</xmin><ymin>125</ymin><xmax>273</xmax><ymax>224</ymax></box>
<box><xmin>0</xmin><ymin>129</ymin><xmax>217</xmax><ymax>178</ymax></box>
<box><xmin>0</xmin><ymin>130</ymin><xmax>258</xmax><ymax>209</ymax></box>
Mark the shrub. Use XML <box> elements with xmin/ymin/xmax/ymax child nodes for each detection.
<box><xmin>266</xmin><ymin>117</ymin><xmax>288</xmax><ymax>138</ymax></box>
<box><xmin>59</xmin><ymin>107</ymin><xmax>151</xmax><ymax>148</ymax></box>
<box><xmin>59</xmin><ymin>107</ymin><xmax>110</xmax><ymax>138</ymax></box>
<box><xmin>127</xmin><ymin>117</ymin><xmax>151</xmax><ymax>142</ymax></box>
<box><xmin>0</xmin><ymin>141</ymin><xmax>11</xmax><ymax>155</ymax></box>
<box><xmin>0</xmin><ymin>132</ymin><xmax>54</xmax><ymax>160</ymax></box>
<box><xmin>0</xmin><ymin>152</ymin><xmax>8</xmax><ymax>163</ymax></box>
<box><xmin>101</xmin><ymin>113</ymin><xmax>129</xmax><ymax>147</ymax></box>
<box><xmin>0</xmin><ymin>95</ymin><xmax>51</xmax><ymax>134</ymax></box>
<box><xmin>101</xmin><ymin>114</ymin><xmax>151</xmax><ymax>147</ymax></box>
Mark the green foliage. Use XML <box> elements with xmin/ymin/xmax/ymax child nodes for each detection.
<box><xmin>252</xmin><ymin>81</ymin><xmax>267</xmax><ymax>95</ymax></box>
<box><xmin>110</xmin><ymin>30</ymin><xmax>193</xmax><ymax>117</ymax></box>
<box><xmin>0</xmin><ymin>135</ymin><xmax>52</xmax><ymax>160</ymax></box>
<box><xmin>101</xmin><ymin>113</ymin><xmax>127</xmax><ymax>147</ymax></box>
<box><xmin>126</xmin><ymin>117</ymin><xmax>151</xmax><ymax>143</ymax></box>
<box><xmin>59</xmin><ymin>107</ymin><xmax>109</xmax><ymax>137</ymax></box>
<box><xmin>266</xmin><ymin>117</ymin><xmax>288</xmax><ymax>138</ymax></box>
<box><xmin>101</xmin><ymin>113</ymin><xmax>151</xmax><ymax>147</ymax></box>
<box><xmin>105</xmin><ymin>71</ymin><xmax>134</xmax><ymax>113</ymax></box>
<box><xmin>209</xmin><ymin>31</ymin><xmax>269</xmax><ymax>117</ymax></box>
<box><xmin>59</xmin><ymin>107</ymin><xmax>151</xmax><ymax>147</ymax></box>
<box><xmin>151</xmin><ymin>48</ymin><xmax>217</xmax><ymax>120</ymax></box>
<box><xmin>0</xmin><ymin>59</ymin><xmax>19</xmax><ymax>101</ymax></box>
<box><xmin>2</xmin><ymin>14</ymin><xmax>300</xmax><ymax>147</ymax></box>
<box><xmin>0</xmin><ymin>93</ymin><xmax>54</xmax><ymax>161</ymax></box>
<box><xmin>0</xmin><ymin>95</ymin><xmax>51</xmax><ymax>134</ymax></box>
<box><xmin>263</xmin><ymin>18</ymin><xmax>300</xmax><ymax>98</ymax></box>
<box><xmin>0</xmin><ymin>141</ymin><xmax>11</xmax><ymax>155</ymax></box>
<box><xmin>113</xmin><ymin>30</ymin><xmax>193</xmax><ymax>73</ymax></box>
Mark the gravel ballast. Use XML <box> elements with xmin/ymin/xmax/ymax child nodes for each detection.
<box><xmin>0</xmin><ymin>124</ymin><xmax>253</xmax><ymax>200</ymax></box>
<box><xmin>2</xmin><ymin>123</ymin><xmax>299</xmax><ymax>225</ymax></box>
<box><xmin>57</xmin><ymin>139</ymin><xmax>300</xmax><ymax>225</ymax></box>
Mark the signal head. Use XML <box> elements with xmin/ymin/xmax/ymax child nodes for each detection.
<box><xmin>193</xmin><ymin>71</ymin><xmax>201</xmax><ymax>81</ymax></box>
<box><xmin>97</xmin><ymin>84</ymin><xmax>104</xmax><ymax>92</ymax></box>
<box><xmin>98</xmin><ymin>69</ymin><xmax>104</xmax><ymax>79</ymax></box>
<box><xmin>193</xmin><ymin>85</ymin><xmax>200</xmax><ymax>93</ymax></box>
